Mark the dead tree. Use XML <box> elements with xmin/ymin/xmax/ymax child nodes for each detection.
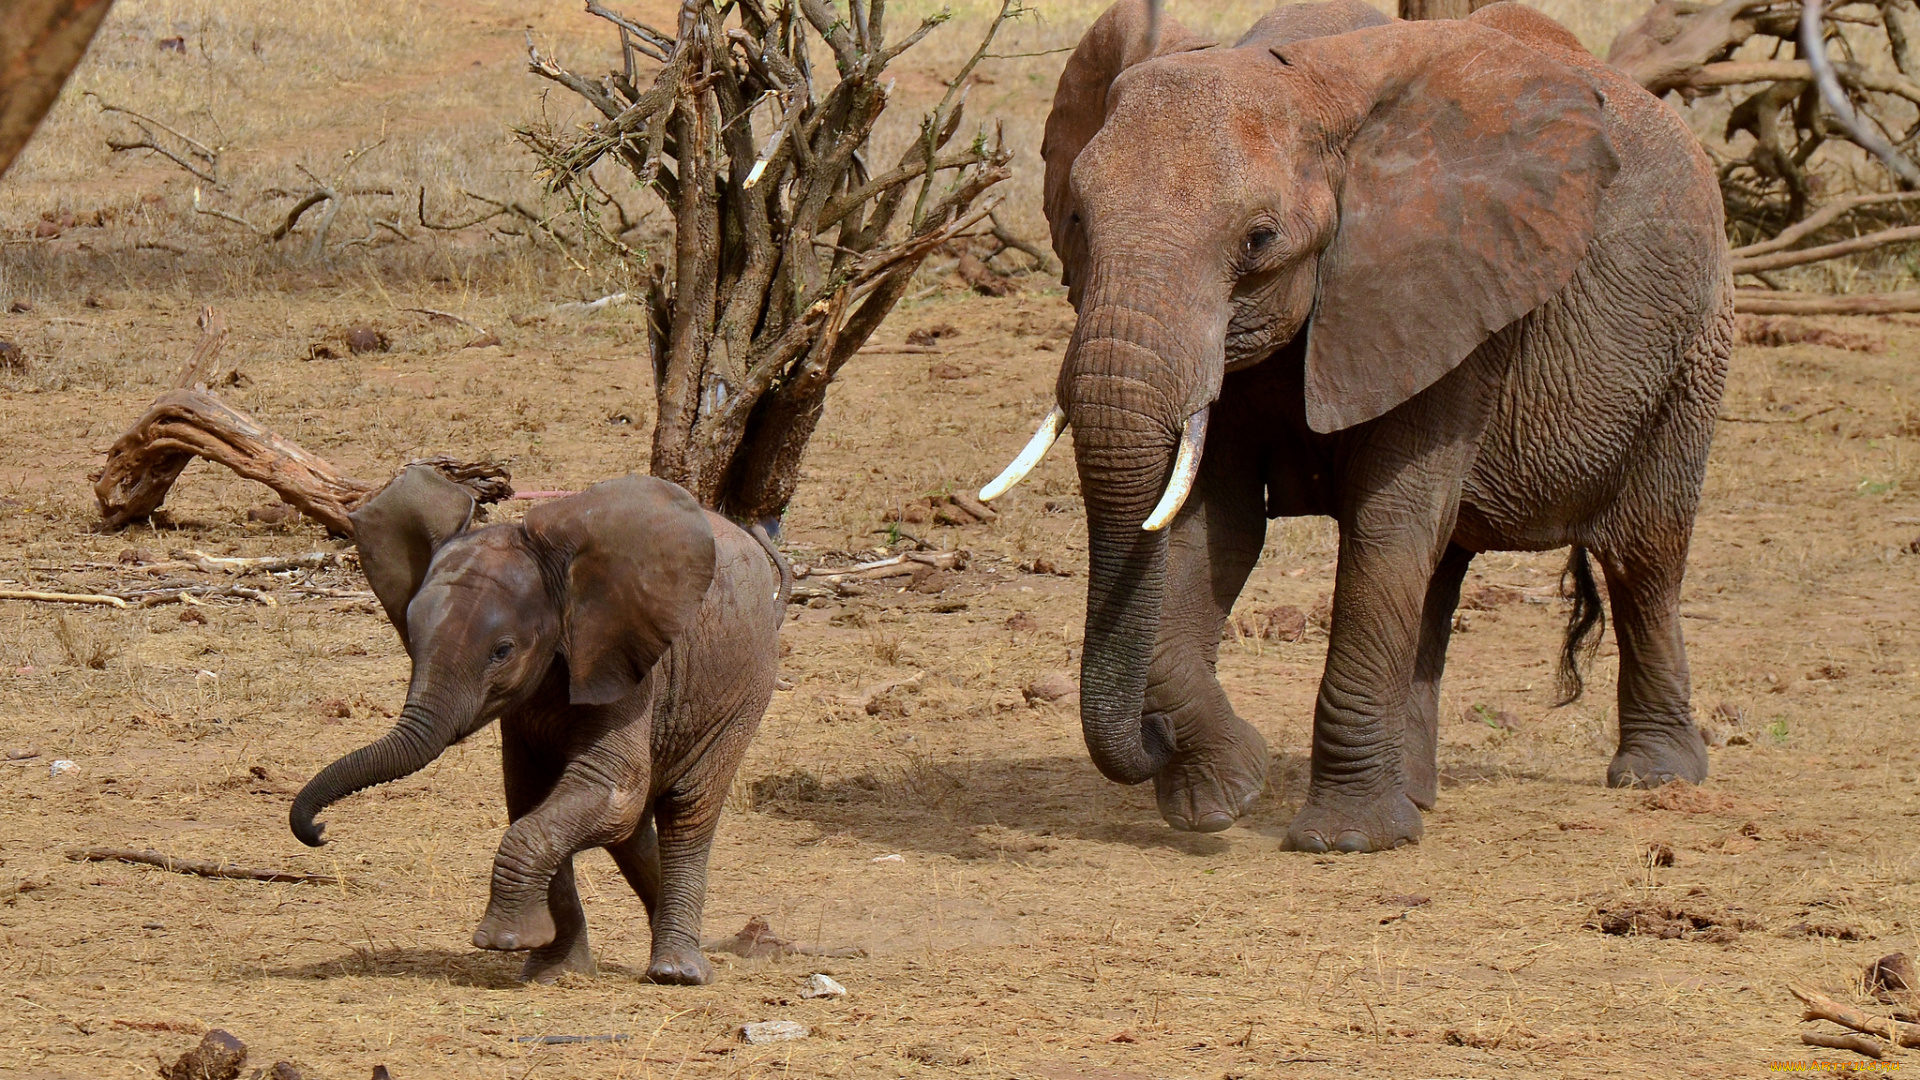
<box><xmin>1606</xmin><ymin>0</ymin><xmax>1920</xmax><ymax>310</ymax></box>
<box><xmin>0</xmin><ymin>0</ymin><xmax>115</xmax><ymax>178</ymax></box>
<box><xmin>519</xmin><ymin>0</ymin><xmax>1015</xmax><ymax>524</ymax></box>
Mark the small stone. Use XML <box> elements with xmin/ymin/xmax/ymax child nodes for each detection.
<box><xmin>870</xmin><ymin>853</ymin><xmax>903</xmax><ymax>864</ymax></box>
<box><xmin>1005</xmin><ymin>612</ymin><xmax>1038</xmax><ymax>633</ymax></box>
<box><xmin>1023</xmin><ymin>673</ymin><xmax>1078</xmax><ymax>705</ymax></box>
<box><xmin>316</xmin><ymin>698</ymin><xmax>351</xmax><ymax>719</ymax></box>
<box><xmin>160</xmin><ymin>1028</ymin><xmax>247</xmax><ymax>1080</ymax></box>
<box><xmin>247</xmin><ymin>504</ymin><xmax>293</xmax><ymax>525</ymax></box>
<box><xmin>1867</xmin><ymin>952</ymin><xmax>1916</xmax><ymax>998</ymax></box>
<box><xmin>1645</xmin><ymin>842</ymin><xmax>1676</xmax><ymax>868</ymax></box>
<box><xmin>802</xmin><ymin>973</ymin><xmax>847</xmax><ymax>999</ymax></box>
<box><xmin>740</xmin><ymin>1020</ymin><xmax>809</xmax><ymax>1044</ymax></box>
<box><xmin>117</xmin><ymin>547</ymin><xmax>151</xmax><ymax>564</ymax></box>
<box><xmin>343</xmin><ymin>327</ymin><xmax>390</xmax><ymax>354</ymax></box>
<box><xmin>48</xmin><ymin>759</ymin><xmax>77</xmax><ymax>777</ymax></box>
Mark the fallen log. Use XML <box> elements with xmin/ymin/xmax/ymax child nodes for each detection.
<box><xmin>1736</xmin><ymin>290</ymin><xmax>1920</xmax><ymax>315</ymax></box>
<box><xmin>1790</xmin><ymin>981</ymin><xmax>1920</xmax><ymax>1048</ymax></box>
<box><xmin>66</xmin><ymin>847</ymin><xmax>338</xmax><ymax>885</ymax></box>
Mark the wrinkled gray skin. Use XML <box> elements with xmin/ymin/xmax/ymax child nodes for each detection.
<box><xmin>290</xmin><ymin>469</ymin><xmax>788</xmax><ymax>984</ymax></box>
<box><xmin>1040</xmin><ymin>0</ymin><xmax>1730</xmax><ymax>850</ymax></box>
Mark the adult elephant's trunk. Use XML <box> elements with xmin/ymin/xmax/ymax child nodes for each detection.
<box><xmin>1064</xmin><ymin>294</ymin><xmax>1218</xmax><ymax>785</ymax></box>
<box><xmin>290</xmin><ymin>705</ymin><xmax>449</xmax><ymax>846</ymax></box>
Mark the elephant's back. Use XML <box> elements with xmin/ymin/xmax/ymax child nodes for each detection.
<box><xmin>1459</xmin><ymin>27</ymin><xmax>1731</xmax><ymax>551</ymax></box>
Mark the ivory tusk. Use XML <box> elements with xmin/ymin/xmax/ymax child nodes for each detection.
<box><xmin>979</xmin><ymin>406</ymin><xmax>1067</xmax><ymax>502</ymax></box>
<box><xmin>1141</xmin><ymin>408</ymin><xmax>1209</xmax><ymax>532</ymax></box>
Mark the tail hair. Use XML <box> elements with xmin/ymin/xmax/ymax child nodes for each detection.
<box><xmin>1556</xmin><ymin>545</ymin><xmax>1606</xmax><ymax>706</ymax></box>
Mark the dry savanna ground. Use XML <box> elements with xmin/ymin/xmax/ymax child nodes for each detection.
<box><xmin>2</xmin><ymin>0</ymin><xmax>1918</xmax><ymax>1078</ymax></box>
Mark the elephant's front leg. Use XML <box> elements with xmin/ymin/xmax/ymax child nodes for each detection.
<box><xmin>1147</xmin><ymin>433</ymin><xmax>1269</xmax><ymax>832</ymax></box>
<box><xmin>1287</xmin><ymin>436</ymin><xmax>1470</xmax><ymax>853</ymax></box>
<box><xmin>497</xmin><ymin>734</ymin><xmax>597</xmax><ymax>983</ymax></box>
<box><xmin>473</xmin><ymin>734</ymin><xmax>649</xmax><ymax>956</ymax></box>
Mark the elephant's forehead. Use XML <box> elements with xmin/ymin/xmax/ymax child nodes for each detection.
<box><xmin>1084</xmin><ymin>52</ymin><xmax>1298</xmax><ymax>198</ymax></box>
<box><xmin>419</xmin><ymin>534</ymin><xmax>544</xmax><ymax>604</ymax></box>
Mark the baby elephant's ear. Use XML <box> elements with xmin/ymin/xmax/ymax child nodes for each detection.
<box><xmin>523</xmin><ymin>475</ymin><xmax>717</xmax><ymax>707</ymax></box>
<box><xmin>348</xmin><ymin>466</ymin><xmax>476</xmax><ymax>652</ymax></box>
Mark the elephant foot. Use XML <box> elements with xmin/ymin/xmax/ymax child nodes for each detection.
<box><xmin>473</xmin><ymin>902</ymin><xmax>557</xmax><ymax>953</ymax></box>
<box><xmin>645</xmin><ymin>941</ymin><xmax>714</xmax><ymax>986</ymax></box>
<box><xmin>1608</xmin><ymin>724</ymin><xmax>1709</xmax><ymax>789</ymax></box>
<box><xmin>1284</xmin><ymin>789</ymin><xmax>1422</xmax><ymax>853</ymax></box>
<box><xmin>1152</xmin><ymin>714</ymin><xmax>1269</xmax><ymax>832</ymax></box>
<box><xmin>521</xmin><ymin>936</ymin><xmax>597</xmax><ymax>984</ymax></box>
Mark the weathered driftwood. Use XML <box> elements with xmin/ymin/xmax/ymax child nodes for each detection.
<box><xmin>1800</xmin><ymin>1031</ymin><xmax>1892</xmax><ymax>1059</ymax></box>
<box><xmin>1790</xmin><ymin>981</ymin><xmax>1920</xmax><ymax>1048</ymax></box>
<box><xmin>94</xmin><ymin>388</ymin><xmax>378</xmax><ymax>535</ymax></box>
<box><xmin>0</xmin><ymin>589</ymin><xmax>127</xmax><ymax>608</ymax></box>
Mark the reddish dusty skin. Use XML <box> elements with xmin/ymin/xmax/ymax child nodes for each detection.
<box><xmin>1034</xmin><ymin>1</ymin><xmax>1727</xmax><ymax>849</ymax></box>
<box><xmin>291</xmin><ymin>469</ymin><xmax>786</xmax><ymax>984</ymax></box>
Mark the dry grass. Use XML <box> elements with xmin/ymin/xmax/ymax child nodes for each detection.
<box><xmin>2</xmin><ymin>2</ymin><xmax>1918</xmax><ymax>1078</ymax></box>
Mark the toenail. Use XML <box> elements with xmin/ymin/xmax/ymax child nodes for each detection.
<box><xmin>1333</xmin><ymin>830</ymin><xmax>1370</xmax><ymax>853</ymax></box>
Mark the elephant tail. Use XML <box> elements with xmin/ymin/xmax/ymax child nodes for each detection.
<box><xmin>1556</xmin><ymin>545</ymin><xmax>1606</xmax><ymax>706</ymax></box>
<box><xmin>749</xmin><ymin>521</ymin><xmax>793</xmax><ymax>608</ymax></box>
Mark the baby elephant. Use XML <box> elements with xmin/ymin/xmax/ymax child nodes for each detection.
<box><xmin>289</xmin><ymin>467</ymin><xmax>788</xmax><ymax>985</ymax></box>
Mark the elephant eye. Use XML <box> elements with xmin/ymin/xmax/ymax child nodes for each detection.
<box><xmin>1243</xmin><ymin>227</ymin><xmax>1277</xmax><ymax>258</ymax></box>
<box><xmin>490</xmin><ymin>640</ymin><xmax>514</xmax><ymax>663</ymax></box>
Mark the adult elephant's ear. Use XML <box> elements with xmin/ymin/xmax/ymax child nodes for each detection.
<box><xmin>523</xmin><ymin>475</ymin><xmax>716</xmax><ymax>707</ymax></box>
<box><xmin>349</xmin><ymin>466</ymin><xmax>476</xmax><ymax>653</ymax></box>
<box><xmin>1043</xmin><ymin>0</ymin><xmax>1213</xmax><ymax>301</ymax></box>
<box><xmin>1283</xmin><ymin>20</ymin><xmax>1619</xmax><ymax>433</ymax></box>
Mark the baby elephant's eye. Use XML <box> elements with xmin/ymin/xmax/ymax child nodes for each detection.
<box><xmin>490</xmin><ymin>641</ymin><xmax>514</xmax><ymax>663</ymax></box>
<box><xmin>1243</xmin><ymin>227</ymin><xmax>1277</xmax><ymax>258</ymax></box>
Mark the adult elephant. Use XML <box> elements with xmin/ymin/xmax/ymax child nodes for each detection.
<box><xmin>981</xmin><ymin>0</ymin><xmax>1730</xmax><ymax>851</ymax></box>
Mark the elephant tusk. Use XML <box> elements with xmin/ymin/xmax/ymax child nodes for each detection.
<box><xmin>1142</xmin><ymin>408</ymin><xmax>1209</xmax><ymax>532</ymax></box>
<box><xmin>979</xmin><ymin>406</ymin><xmax>1067</xmax><ymax>502</ymax></box>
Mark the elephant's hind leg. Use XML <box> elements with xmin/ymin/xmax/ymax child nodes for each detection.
<box><xmin>1593</xmin><ymin>545</ymin><xmax>1708</xmax><ymax>788</ymax></box>
<box><xmin>1406</xmin><ymin>543</ymin><xmax>1474</xmax><ymax>810</ymax></box>
<box><xmin>604</xmin><ymin>813</ymin><xmax>661</xmax><ymax>921</ymax></box>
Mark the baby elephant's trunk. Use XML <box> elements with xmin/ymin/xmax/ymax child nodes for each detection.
<box><xmin>289</xmin><ymin>711</ymin><xmax>443</xmax><ymax>846</ymax></box>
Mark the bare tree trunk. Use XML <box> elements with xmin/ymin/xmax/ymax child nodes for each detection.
<box><xmin>1399</xmin><ymin>0</ymin><xmax>1495</xmax><ymax>19</ymax></box>
<box><xmin>0</xmin><ymin>0</ymin><xmax>115</xmax><ymax>178</ymax></box>
<box><xmin>521</xmin><ymin>0</ymin><xmax>1014</xmax><ymax>526</ymax></box>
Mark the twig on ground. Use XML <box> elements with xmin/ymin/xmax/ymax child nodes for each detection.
<box><xmin>0</xmin><ymin>590</ymin><xmax>127</xmax><ymax>608</ymax></box>
<box><xmin>65</xmin><ymin>848</ymin><xmax>338</xmax><ymax>885</ymax></box>
<box><xmin>1800</xmin><ymin>1031</ymin><xmax>1893</xmax><ymax>1059</ymax></box>
<box><xmin>398</xmin><ymin>308</ymin><xmax>491</xmax><ymax>336</ymax></box>
<box><xmin>1790</xmin><ymin>982</ymin><xmax>1920</xmax><ymax>1048</ymax></box>
<box><xmin>1720</xmin><ymin>404</ymin><xmax>1840</xmax><ymax>424</ymax></box>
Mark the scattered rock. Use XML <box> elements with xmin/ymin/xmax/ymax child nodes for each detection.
<box><xmin>49</xmin><ymin>759</ymin><xmax>77</xmax><ymax>777</ymax></box>
<box><xmin>117</xmin><ymin>547</ymin><xmax>151</xmax><ymax>564</ymax></box>
<box><xmin>1787</xmin><ymin>920</ymin><xmax>1868</xmax><ymax>941</ymax></box>
<box><xmin>1588</xmin><ymin>895</ymin><xmax>1759</xmax><ymax>941</ymax></box>
<box><xmin>263</xmin><ymin>1064</ymin><xmax>309</xmax><ymax>1080</ymax></box>
<box><xmin>1005</xmin><ymin>611</ymin><xmax>1038</xmax><ymax>633</ymax></box>
<box><xmin>1645</xmin><ymin>842</ymin><xmax>1676</xmax><ymax>868</ymax></box>
<box><xmin>0</xmin><ymin>341</ymin><xmax>24</xmax><ymax>371</ymax></box>
<box><xmin>464</xmin><ymin>332</ymin><xmax>501</xmax><ymax>349</ymax></box>
<box><xmin>906</xmin><ymin>323</ymin><xmax>958</xmax><ymax>346</ymax></box>
<box><xmin>1866</xmin><ymin>952</ymin><xmax>1915</xmax><ymax>999</ymax></box>
<box><xmin>863</xmin><ymin>677</ymin><xmax>921</xmax><ymax>719</ymax></box>
<box><xmin>160</xmin><ymin>1029</ymin><xmax>247</xmax><ymax>1080</ymax></box>
<box><xmin>1019</xmin><ymin>557</ymin><xmax>1070</xmax><ymax>576</ymax></box>
<box><xmin>802</xmin><ymin>973</ymin><xmax>847</xmax><ymax>999</ymax></box>
<box><xmin>157</xmin><ymin>35</ymin><xmax>187</xmax><ymax>52</ymax></box>
<box><xmin>928</xmin><ymin>362</ymin><xmax>968</xmax><ymax>380</ymax></box>
<box><xmin>316</xmin><ymin>698</ymin><xmax>351</xmax><ymax>719</ymax></box>
<box><xmin>247</xmin><ymin>503</ymin><xmax>294</xmax><ymax>525</ymax></box>
<box><xmin>955</xmin><ymin>253</ymin><xmax>1013</xmax><ymax>297</ymax></box>
<box><xmin>1808</xmin><ymin>662</ymin><xmax>1847</xmax><ymax>681</ymax></box>
<box><xmin>741</xmin><ymin>1020</ymin><xmax>809</xmax><ymax>1045</ymax></box>
<box><xmin>343</xmin><ymin>327</ymin><xmax>390</xmax><ymax>354</ymax></box>
<box><xmin>1024</xmin><ymin>672</ymin><xmax>1079</xmax><ymax>706</ymax></box>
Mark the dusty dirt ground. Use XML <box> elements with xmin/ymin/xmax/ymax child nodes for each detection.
<box><xmin>2</xmin><ymin>1</ymin><xmax>1919</xmax><ymax>1078</ymax></box>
